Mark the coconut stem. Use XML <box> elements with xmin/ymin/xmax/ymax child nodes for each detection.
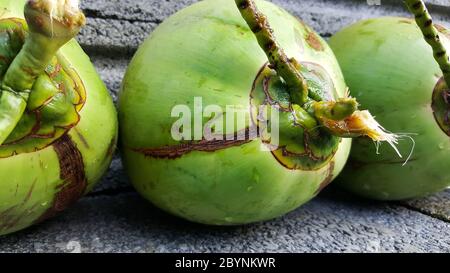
<box><xmin>234</xmin><ymin>0</ymin><xmax>399</xmax><ymax>146</ymax></box>
<box><xmin>235</xmin><ymin>0</ymin><xmax>358</xmax><ymax>124</ymax></box>
<box><xmin>0</xmin><ymin>0</ymin><xmax>85</xmax><ymax>145</ymax></box>
<box><xmin>234</xmin><ymin>1</ymin><xmax>358</xmax><ymax>125</ymax></box>
<box><xmin>405</xmin><ymin>0</ymin><xmax>450</xmax><ymax>88</ymax></box>
<box><xmin>234</xmin><ymin>0</ymin><xmax>309</xmax><ymax>106</ymax></box>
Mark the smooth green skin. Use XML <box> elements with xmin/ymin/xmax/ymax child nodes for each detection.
<box><xmin>329</xmin><ymin>17</ymin><xmax>450</xmax><ymax>200</ymax></box>
<box><xmin>119</xmin><ymin>0</ymin><xmax>351</xmax><ymax>225</ymax></box>
<box><xmin>0</xmin><ymin>0</ymin><xmax>118</xmax><ymax>235</ymax></box>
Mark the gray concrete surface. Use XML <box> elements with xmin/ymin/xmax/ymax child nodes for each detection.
<box><xmin>1</xmin><ymin>190</ymin><xmax>450</xmax><ymax>253</ymax></box>
<box><xmin>1</xmin><ymin>0</ymin><xmax>450</xmax><ymax>253</ymax></box>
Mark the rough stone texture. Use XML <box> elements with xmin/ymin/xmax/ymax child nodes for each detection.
<box><xmin>403</xmin><ymin>190</ymin><xmax>450</xmax><ymax>222</ymax></box>
<box><xmin>77</xmin><ymin>0</ymin><xmax>450</xmax><ymax>57</ymax></box>
<box><xmin>91</xmin><ymin>56</ymin><xmax>129</xmax><ymax>103</ymax></box>
<box><xmin>1</xmin><ymin>190</ymin><xmax>449</xmax><ymax>253</ymax></box>
<box><xmin>1</xmin><ymin>0</ymin><xmax>450</xmax><ymax>253</ymax></box>
<box><xmin>93</xmin><ymin>155</ymin><xmax>133</xmax><ymax>194</ymax></box>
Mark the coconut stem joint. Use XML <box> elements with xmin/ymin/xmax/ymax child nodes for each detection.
<box><xmin>235</xmin><ymin>0</ymin><xmax>399</xmax><ymax>147</ymax></box>
<box><xmin>0</xmin><ymin>0</ymin><xmax>85</xmax><ymax>145</ymax></box>
<box><xmin>0</xmin><ymin>0</ymin><xmax>117</xmax><ymax>236</ymax></box>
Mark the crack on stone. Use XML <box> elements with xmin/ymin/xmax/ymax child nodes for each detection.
<box><xmin>82</xmin><ymin>9</ymin><xmax>163</xmax><ymax>24</ymax></box>
<box><xmin>398</xmin><ymin>202</ymin><xmax>450</xmax><ymax>224</ymax></box>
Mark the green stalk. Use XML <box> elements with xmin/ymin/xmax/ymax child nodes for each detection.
<box><xmin>405</xmin><ymin>0</ymin><xmax>450</xmax><ymax>87</ymax></box>
<box><xmin>235</xmin><ymin>0</ymin><xmax>358</xmax><ymax>120</ymax></box>
<box><xmin>0</xmin><ymin>0</ymin><xmax>85</xmax><ymax>145</ymax></box>
<box><xmin>235</xmin><ymin>1</ymin><xmax>357</xmax><ymax>125</ymax></box>
<box><xmin>235</xmin><ymin>0</ymin><xmax>309</xmax><ymax>106</ymax></box>
<box><xmin>235</xmin><ymin>0</ymin><xmax>358</xmax><ymax>121</ymax></box>
<box><xmin>235</xmin><ymin>0</ymin><xmax>399</xmax><ymax>145</ymax></box>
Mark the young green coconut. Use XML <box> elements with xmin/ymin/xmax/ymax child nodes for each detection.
<box><xmin>329</xmin><ymin>0</ymin><xmax>450</xmax><ymax>200</ymax></box>
<box><xmin>0</xmin><ymin>0</ymin><xmax>118</xmax><ymax>235</ymax></box>
<box><xmin>119</xmin><ymin>0</ymin><xmax>396</xmax><ymax>225</ymax></box>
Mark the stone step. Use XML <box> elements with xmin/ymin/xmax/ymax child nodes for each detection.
<box><xmin>77</xmin><ymin>0</ymin><xmax>450</xmax><ymax>56</ymax></box>
<box><xmin>2</xmin><ymin>0</ymin><xmax>450</xmax><ymax>253</ymax></box>
<box><xmin>1</xmin><ymin>191</ymin><xmax>449</xmax><ymax>253</ymax></box>
<box><xmin>403</xmin><ymin>190</ymin><xmax>450</xmax><ymax>222</ymax></box>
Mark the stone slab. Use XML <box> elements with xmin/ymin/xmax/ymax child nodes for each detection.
<box><xmin>1</xmin><ymin>191</ymin><xmax>449</xmax><ymax>253</ymax></box>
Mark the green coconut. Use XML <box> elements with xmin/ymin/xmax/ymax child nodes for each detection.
<box><xmin>0</xmin><ymin>0</ymin><xmax>118</xmax><ymax>235</ymax></box>
<box><xmin>329</xmin><ymin>1</ymin><xmax>450</xmax><ymax>200</ymax></box>
<box><xmin>119</xmin><ymin>0</ymin><xmax>393</xmax><ymax>225</ymax></box>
